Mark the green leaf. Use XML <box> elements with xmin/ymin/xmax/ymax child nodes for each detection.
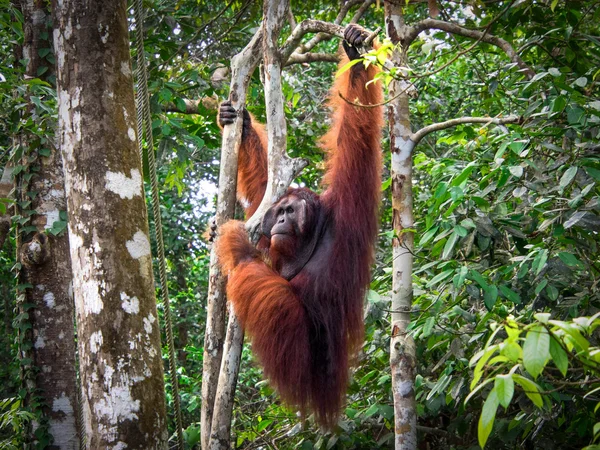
<box><xmin>461</xmin><ymin>218</ymin><xmax>476</xmax><ymax>229</ymax></box>
<box><xmin>478</xmin><ymin>389</ymin><xmax>499</xmax><ymax>449</ymax></box>
<box><xmin>422</xmin><ymin>316</ymin><xmax>435</xmax><ymax>338</ymax></box>
<box><xmin>455</xmin><ymin>225</ymin><xmax>468</xmax><ymax>237</ymax></box>
<box><xmin>550</xmin><ymin>322</ymin><xmax>590</xmax><ymax>352</ymax></box>
<box><xmin>378</xmin><ymin>404</ymin><xmax>394</xmax><ymax>420</ymax></box>
<box><xmin>256</xmin><ymin>419</ymin><xmax>273</xmax><ymax>432</ymax></box>
<box><xmin>534</xmin><ymin>313</ymin><xmax>550</xmax><ymax>324</ymax></box>
<box><xmin>523</xmin><ymin>325</ymin><xmax>550</xmax><ymax>379</ymax></box>
<box><xmin>483</xmin><ymin>285</ymin><xmax>498</xmax><ymax>310</ymax></box>
<box><xmin>551</xmin><ymin>95</ymin><xmax>567</xmax><ymax>112</ymax></box>
<box><xmin>548</xmin><ymin>67</ymin><xmax>561</xmax><ymax>76</ymax></box>
<box><xmin>470</xmin><ymin>270</ymin><xmax>489</xmax><ymax>289</ymax></box>
<box><xmin>585</xmin><ymin>167</ymin><xmax>600</xmax><ymax>180</ymax></box>
<box><xmin>512</xmin><ymin>374</ymin><xmax>543</xmax><ymax>408</ymax></box>
<box><xmin>500</xmin><ymin>341</ymin><xmax>522</xmax><ymax>362</ymax></box>
<box><xmin>426</xmin><ymin>269</ymin><xmax>454</xmax><ymax>288</ymax></box>
<box><xmin>159</xmin><ymin>88</ymin><xmax>173</xmax><ymax>102</ymax></box>
<box><xmin>535</xmin><ymin>279</ymin><xmax>548</xmax><ymax>296</ymax></box>
<box><xmin>559</xmin><ymin>166</ymin><xmax>578</xmax><ymax>188</ymax></box>
<box><xmin>451</xmin><ymin>162</ymin><xmax>475</xmax><ymax>186</ymax></box>
<box><xmin>453</xmin><ymin>266</ymin><xmax>468</xmax><ymax>289</ymax></box>
<box><xmin>345</xmin><ymin>408</ymin><xmax>358</xmax><ymax>419</ymax></box>
<box><xmin>442</xmin><ymin>231</ymin><xmax>459</xmax><ymax>259</ymax></box>
<box><xmin>509</xmin><ymin>166</ymin><xmax>523</xmax><ymax>177</ymax></box>
<box><xmin>495</xmin><ymin>374</ymin><xmax>515</xmax><ymax>408</ymax></box>
<box><xmin>557</xmin><ymin>252</ymin><xmax>585</xmax><ymax>269</ymax></box>
<box><xmin>550</xmin><ymin>0</ymin><xmax>559</xmax><ymax>11</ymax></box>
<box><xmin>419</xmin><ymin>226</ymin><xmax>439</xmax><ymax>246</ymax></box>
<box><xmin>326</xmin><ymin>435</ymin><xmax>339</xmax><ymax>450</ymax></box>
<box><xmin>336</xmin><ymin>58</ymin><xmax>362</xmax><ymax>76</ymax></box>
<box><xmin>532</xmin><ymin>249</ymin><xmax>548</xmax><ymax>275</ymax></box>
<box><xmin>549</xmin><ymin>336</ymin><xmax>568</xmax><ymax>376</ymax></box>
<box><xmin>175</xmin><ymin>97</ymin><xmax>187</xmax><ymax>112</ymax></box>
<box><xmin>381</xmin><ymin>177</ymin><xmax>391</xmax><ymax>191</ymax></box>
<box><xmin>546</xmin><ymin>284</ymin><xmax>559</xmax><ymax>301</ymax></box>
<box><xmin>470</xmin><ymin>346</ymin><xmax>498</xmax><ymax>389</ymax></box>
<box><xmin>364</xmin><ymin>404</ymin><xmax>379</xmax><ymax>418</ymax></box>
<box><xmin>499</xmin><ymin>285</ymin><xmax>521</xmax><ymax>304</ymax></box>
<box><xmin>567</xmin><ymin>106</ymin><xmax>585</xmax><ymax>124</ymax></box>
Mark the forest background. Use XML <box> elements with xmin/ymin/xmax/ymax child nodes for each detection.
<box><xmin>1</xmin><ymin>0</ymin><xmax>600</xmax><ymax>449</ymax></box>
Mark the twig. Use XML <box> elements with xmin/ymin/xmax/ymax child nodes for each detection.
<box><xmin>410</xmin><ymin>115</ymin><xmax>521</xmax><ymax>146</ymax></box>
<box><xmin>406</xmin><ymin>18</ymin><xmax>535</xmax><ymax>79</ymax></box>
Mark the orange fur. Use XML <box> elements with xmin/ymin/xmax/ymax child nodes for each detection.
<box><xmin>215</xmin><ymin>220</ymin><xmax>260</xmax><ymax>273</ymax></box>
<box><xmin>216</xmin><ymin>41</ymin><xmax>384</xmax><ymax>428</ymax></box>
<box><xmin>227</xmin><ymin>261</ymin><xmax>311</xmax><ymax>410</ymax></box>
<box><xmin>236</xmin><ymin>116</ymin><xmax>268</xmax><ymax>217</ymax></box>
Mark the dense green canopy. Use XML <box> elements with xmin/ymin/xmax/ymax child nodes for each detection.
<box><xmin>1</xmin><ymin>1</ymin><xmax>599</xmax><ymax>448</ymax></box>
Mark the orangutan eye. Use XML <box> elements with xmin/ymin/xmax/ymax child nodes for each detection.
<box><xmin>286</xmin><ymin>206</ymin><xmax>294</xmax><ymax>214</ymax></box>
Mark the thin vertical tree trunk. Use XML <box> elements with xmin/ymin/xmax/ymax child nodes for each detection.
<box><xmin>206</xmin><ymin>2</ymin><xmax>308</xmax><ymax>447</ymax></box>
<box><xmin>16</xmin><ymin>1</ymin><xmax>80</xmax><ymax>447</ymax></box>
<box><xmin>0</xmin><ymin>165</ymin><xmax>11</xmax><ymax>250</ymax></box>
<box><xmin>201</xmin><ymin>27</ymin><xmax>263</xmax><ymax>450</ymax></box>
<box><xmin>384</xmin><ymin>1</ymin><xmax>417</xmax><ymax>449</ymax></box>
<box><xmin>53</xmin><ymin>0</ymin><xmax>168</xmax><ymax>447</ymax></box>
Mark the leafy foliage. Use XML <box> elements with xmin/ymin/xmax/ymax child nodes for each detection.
<box><xmin>1</xmin><ymin>0</ymin><xmax>600</xmax><ymax>448</ymax></box>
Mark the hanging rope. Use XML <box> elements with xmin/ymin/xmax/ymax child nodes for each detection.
<box><xmin>132</xmin><ymin>1</ymin><xmax>184</xmax><ymax>448</ymax></box>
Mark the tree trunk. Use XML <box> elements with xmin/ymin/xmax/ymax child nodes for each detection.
<box><xmin>384</xmin><ymin>2</ymin><xmax>418</xmax><ymax>449</ymax></box>
<box><xmin>0</xmin><ymin>165</ymin><xmax>11</xmax><ymax>250</ymax></box>
<box><xmin>16</xmin><ymin>0</ymin><xmax>80</xmax><ymax>447</ymax></box>
<box><xmin>200</xmin><ymin>27</ymin><xmax>263</xmax><ymax>450</ymax></box>
<box><xmin>53</xmin><ymin>0</ymin><xmax>168</xmax><ymax>447</ymax></box>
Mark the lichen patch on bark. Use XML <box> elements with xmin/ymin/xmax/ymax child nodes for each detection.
<box><xmin>90</xmin><ymin>331</ymin><xmax>103</xmax><ymax>353</ymax></box>
<box><xmin>43</xmin><ymin>291</ymin><xmax>56</xmax><ymax>308</ymax></box>
<box><xmin>106</xmin><ymin>169</ymin><xmax>142</xmax><ymax>199</ymax></box>
<box><xmin>121</xmin><ymin>292</ymin><xmax>140</xmax><ymax>314</ymax></box>
<box><xmin>125</xmin><ymin>230</ymin><xmax>151</xmax><ymax>259</ymax></box>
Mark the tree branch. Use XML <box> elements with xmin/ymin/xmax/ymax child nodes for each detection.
<box><xmin>281</xmin><ymin>20</ymin><xmax>344</xmax><ymax>63</ymax></box>
<box><xmin>350</xmin><ymin>0</ymin><xmax>377</xmax><ymax>23</ymax></box>
<box><xmin>285</xmin><ymin>51</ymin><xmax>340</xmax><ymax>65</ymax></box>
<box><xmin>291</xmin><ymin>0</ymin><xmax>375</xmax><ymax>55</ymax></box>
<box><xmin>410</xmin><ymin>115</ymin><xmax>521</xmax><ymax>147</ymax></box>
<box><xmin>202</xmin><ymin>25</ymin><xmax>263</xmax><ymax>450</ymax></box>
<box><xmin>246</xmin><ymin>0</ymin><xmax>308</xmax><ymax>236</ymax></box>
<box><xmin>407</xmin><ymin>18</ymin><xmax>535</xmax><ymax>79</ymax></box>
<box><xmin>163</xmin><ymin>97</ymin><xmax>218</xmax><ymax>114</ymax></box>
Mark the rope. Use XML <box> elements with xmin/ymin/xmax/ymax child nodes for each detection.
<box><xmin>132</xmin><ymin>2</ymin><xmax>184</xmax><ymax>448</ymax></box>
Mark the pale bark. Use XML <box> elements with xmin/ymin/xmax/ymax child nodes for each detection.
<box><xmin>382</xmin><ymin>2</ymin><xmax>527</xmax><ymax>448</ymax></box>
<box><xmin>385</xmin><ymin>2</ymin><xmax>418</xmax><ymax>449</ymax></box>
<box><xmin>201</xmin><ymin>28</ymin><xmax>263</xmax><ymax>450</ymax></box>
<box><xmin>281</xmin><ymin>20</ymin><xmax>344</xmax><ymax>63</ymax></box>
<box><xmin>53</xmin><ymin>0</ymin><xmax>168</xmax><ymax>447</ymax></box>
<box><xmin>410</xmin><ymin>116</ymin><xmax>521</xmax><ymax>148</ymax></box>
<box><xmin>16</xmin><ymin>1</ymin><xmax>80</xmax><ymax>447</ymax></box>
<box><xmin>293</xmin><ymin>0</ymin><xmax>375</xmax><ymax>55</ymax></box>
<box><xmin>244</xmin><ymin>0</ymin><xmax>308</xmax><ymax>235</ymax></box>
<box><xmin>206</xmin><ymin>1</ymin><xmax>309</xmax><ymax>448</ymax></box>
<box><xmin>286</xmin><ymin>51</ymin><xmax>340</xmax><ymax>65</ymax></box>
<box><xmin>207</xmin><ymin>306</ymin><xmax>243</xmax><ymax>450</ymax></box>
<box><xmin>19</xmin><ymin>150</ymin><xmax>80</xmax><ymax>450</ymax></box>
